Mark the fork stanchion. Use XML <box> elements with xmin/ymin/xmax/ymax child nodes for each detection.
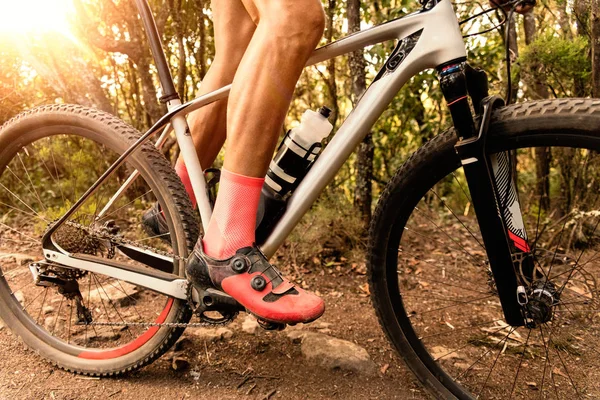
<box><xmin>438</xmin><ymin>62</ymin><xmax>525</xmax><ymax>327</ymax></box>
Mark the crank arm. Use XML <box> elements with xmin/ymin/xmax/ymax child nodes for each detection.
<box><xmin>43</xmin><ymin>249</ymin><xmax>189</xmax><ymax>300</ymax></box>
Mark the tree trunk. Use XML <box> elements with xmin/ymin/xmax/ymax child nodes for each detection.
<box><xmin>195</xmin><ymin>0</ymin><xmax>207</xmax><ymax>80</ymax></box>
<box><xmin>169</xmin><ymin>0</ymin><xmax>188</xmax><ymax>101</ymax></box>
<box><xmin>574</xmin><ymin>0</ymin><xmax>590</xmax><ymax>96</ymax></box>
<box><xmin>348</xmin><ymin>0</ymin><xmax>373</xmax><ymax>227</ymax></box>
<box><xmin>507</xmin><ymin>14</ymin><xmax>519</xmax><ymax>103</ymax></box>
<box><xmin>524</xmin><ymin>10</ymin><xmax>551</xmax><ymax>212</ymax></box>
<box><xmin>592</xmin><ymin>0</ymin><xmax>600</xmax><ymax>97</ymax></box>
<box><xmin>324</xmin><ymin>0</ymin><xmax>339</xmax><ymax>127</ymax></box>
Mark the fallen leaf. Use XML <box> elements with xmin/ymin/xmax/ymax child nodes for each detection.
<box><xmin>380</xmin><ymin>364</ymin><xmax>390</xmax><ymax>374</ymax></box>
<box><xmin>526</xmin><ymin>381</ymin><xmax>538</xmax><ymax>390</ymax></box>
<box><xmin>553</xmin><ymin>367</ymin><xmax>568</xmax><ymax>379</ymax></box>
<box><xmin>359</xmin><ymin>283</ymin><xmax>370</xmax><ymax>295</ymax></box>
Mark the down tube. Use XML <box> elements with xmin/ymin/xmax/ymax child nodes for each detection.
<box><xmin>261</xmin><ymin>67</ymin><xmax>417</xmax><ymax>258</ymax></box>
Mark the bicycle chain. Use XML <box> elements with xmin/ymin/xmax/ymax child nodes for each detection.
<box><xmin>77</xmin><ymin>319</ymin><xmax>233</xmax><ymax>328</ymax></box>
<box><xmin>54</xmin><ymin>221</ymin><xmax>240</xmax><ymax>328</ymax></box>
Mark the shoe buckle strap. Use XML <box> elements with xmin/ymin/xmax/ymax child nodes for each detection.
<box><xmin>271</xmin><ymin>280</ymin><xmax>295</xmax><ymax>295</ymax></box>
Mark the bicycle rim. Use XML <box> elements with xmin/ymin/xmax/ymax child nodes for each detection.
<box><xmin>0</xmin><ymin>119</ymin><xmax>188</xmax><ymax>364</ymax></box>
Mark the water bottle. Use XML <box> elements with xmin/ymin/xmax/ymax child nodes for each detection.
<box><xmin>256</xmin><ymin>106</ymin><xmax>333</xmax><ymax>243</ymax></box>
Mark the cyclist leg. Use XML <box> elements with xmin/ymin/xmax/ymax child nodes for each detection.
<box><xmin>186</xmin><ymin>0</ymin><xmax>326</xmax><ymax>324</ymax></box>
<box><xmin>176</xmin><ymin>0</ymin><xmax>256</xmax><ymax>207</ymax></box>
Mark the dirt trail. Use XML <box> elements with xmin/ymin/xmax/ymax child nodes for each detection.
<box><xmin>0</xmin><ymin>271</ymin><xmax>427</xmax><ymax>400</ymax></box>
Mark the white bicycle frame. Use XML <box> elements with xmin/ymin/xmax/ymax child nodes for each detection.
<box><xmin>42</xmin><ymin>0</ymin><xmax>466</xmax><ymax>301</ymax></box>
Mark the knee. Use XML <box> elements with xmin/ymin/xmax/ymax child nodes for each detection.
<box><xmin>263</xmin><ymin>2</ymin><xmax>325</xmax><ymax>51</ymax></box>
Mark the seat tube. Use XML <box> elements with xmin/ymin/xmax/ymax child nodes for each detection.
<box><xmin>437</xmin><ymin>61</ymin><xmax>525</xmax><ymax>327</ymax></box>
<box><xmin>134</xmin><ymin>0</ymin><xmax>178</xmax><ymax>101</ymax></box>
<box><xmin>133</xmin><ymin>0</ymin><xmax>213</xmax><ymax>230</ymax></box>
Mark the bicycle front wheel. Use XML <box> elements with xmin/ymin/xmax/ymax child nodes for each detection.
<box><xmin>369</xmin><ymin>99</ymin><xmax>600</xmax><ymax>399</ymax></box>
<box><xmin>0</xmin><ymin>105</ymin><xmax>198</xmax><ymax>376</ymax></box>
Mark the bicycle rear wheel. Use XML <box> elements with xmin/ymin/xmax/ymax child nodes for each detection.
<box><xmin>369</xmin><ymin>99</ymin><xmax>600</xmax><ymax>399</ymax></box>
<box><xmin>0</xmin><ymin>105</ymin><xmax>198</xmax><ymax>375</ymax></box>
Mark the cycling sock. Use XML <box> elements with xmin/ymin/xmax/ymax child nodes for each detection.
<box><xmin>202</xmin><ymin>168</ymin><xmax>264</xmax><ymax>259</ymax></box>
<box><xmin>175</xmin><ymin>159</ymin><xmax>196</xmax><ymax>208</ymax></box>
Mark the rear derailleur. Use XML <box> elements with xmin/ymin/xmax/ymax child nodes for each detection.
<box><xmin>29</xmin><ymin>262</ymin><xmax>93</xmax><ymax>325</ymax></box>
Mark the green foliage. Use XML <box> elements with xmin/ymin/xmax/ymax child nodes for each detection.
<box><xmin>285</xmin><ymin>189</ymin><xmax>365</xmax><ymax>265</ymax></box>
<box><xmin>518</xmin><ymin>32</ymin><xmax>591</xmax><ymax>97</ymax></box>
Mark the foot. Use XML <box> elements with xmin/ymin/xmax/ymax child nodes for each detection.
<box><xmin>186</xmin><ymin>243</ymin><xmax>325</xmax><ymax>325</ymax></box>
<box><xmin>141</xmin><ymin>203</ymin><xmax>171</xmax><ymax>244</ymax></box>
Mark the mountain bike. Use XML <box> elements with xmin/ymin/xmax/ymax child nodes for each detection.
<box><xmin>0</xmin><ymin>0</ymin><xmax>599</xmax><ymax>398</ymax></box>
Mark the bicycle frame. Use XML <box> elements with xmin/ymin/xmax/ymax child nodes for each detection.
<box><xmin>41</xmin><ymin>0</ymin><xmax>473</xmax><ymax>302</ymax></box>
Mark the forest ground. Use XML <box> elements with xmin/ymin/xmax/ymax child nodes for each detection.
<box><xmin>0</xmin><ymin>257</ymin><xmax>427</xmax><ymax>400</ymax></box>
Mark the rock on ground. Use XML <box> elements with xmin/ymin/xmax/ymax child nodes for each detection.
<box><xmin>241</xmin><ymin>315</ymin><xmax>259</xmax><ymax>335</ymax></box>
<box><xmin>171</xmin><ymin>357</ymin><xmax>190</xmax><ymax>371</ymax></box>
<box><xmin>188</xmin><ymin>327</ymin><xmax>233</xmax><ymax>342</ymax></box>
<box><xmin>13</xmin><ymin>291</ymin><xmax>25</xmax><ymax>307</ymax></box>
<box><xmin>87</xmin><ymin>281</ymin><xmax>139</xmax><ymax>306</ymax></box>
<box><xmin>0</xmin><ymin>253</ymin><xmax>35</xmax><ymax>266</ymax></box>
<box><xmin>298</xmin><ymin>332</ymin><xmax>377</xmax><ymax>376</ymax></box>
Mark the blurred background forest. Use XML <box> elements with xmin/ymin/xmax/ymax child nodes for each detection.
<box><xmin>0</xmin><ymin>0</ymin><xmax>597</xmax><ymax>251</ymax></box>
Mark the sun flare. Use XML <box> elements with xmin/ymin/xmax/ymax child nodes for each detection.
<box><xmin>0</xmin><ymin>0</ymin><xmax>75</xmax><ymax>36</ymax></box>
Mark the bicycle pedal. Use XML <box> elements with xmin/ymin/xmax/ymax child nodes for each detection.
<box><xmin>256</xmin><ymin>318</ymin><xmax>286</xmax><ymax>331</ymax></box>
<box><xmin>189</xmin><ymin>285</ymin><xmax>244</xmax><ymax>314</ymax></box>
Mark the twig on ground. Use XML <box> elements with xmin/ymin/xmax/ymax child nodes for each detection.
<box><xmin>236</xmin><ymin>375</ymin><xmax>252</xmax><ymax>389</ymax></box>
<box><xmin>262</xmin><ymin>389</ymin><xmax>277</xmax><ymax>400</ymax></box>
<box><xmin>246</xmin><ymin>384</ymin><xmax>257</xmax><ymax>395</ymax></box>
<box><xmin>204</xmin><ymin>341</ymin><xmax>210</xmax><ymax>365</ymax></box>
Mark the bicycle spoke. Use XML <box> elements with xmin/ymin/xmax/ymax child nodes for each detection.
<box><xmin>548</xmin><ymin>333</ymin><xmax>582</xmax><ymax>398</ymax></box>
<box><xmin>35</xmin><ymin>288</ymin><xmax>48</xmax><ymax>325</ymax></box>
<box><xmin>412</xmin><ymin>207</ymin><xmax>484</xmax><ymax>266</ymax></box>
<box><xmin>91</xmin><ymin>274</ymin><xmax>119</xmax><ymax>338</ymax></box>
<box><xmin>99</xmin><ymin>189</ymin><xmax>152</xmax><ymax>221</ymax></box>
<box><xmin>456</xmin><ymin>326</ymin><xmax>516</xmax><ymax>382</ymax></box>
<box><xmin>17</xmin><ymin>153</ymin><xmax>48</xmax><ymax>213</ymax></box>
<box><xmin>403</xmin><ymin>226</ymin><xmax>482</xmax><ymax>267</ymax></box>
<box><xmin>92</xmin><ymin>274</ymin><xmax>133</xmax><ymax>338</ymax></box>
<box><xmin>67</xmin><ymin>299</ymin><xmax>73</xmax><ymax>344</ymax></box>
<box><xmin>398</xmin><ymin>248</ymin><xmax>486</xmax><ymax>289</ymax></box>
<box><xmin>421</xmin><ymin>318</ymin><xmax>503</xmax><ymax>340</ymax></box>
<box><xmin>412</xmin><ymin>294</ymin><xmax>495</xmax><ymax>316</ymax></box>
<box><xmin>0</xmin><ymin>182</ymin><xmax>48</xmax><ymax>221</ymax></box>
<box><xmin>476</xmin><ymin>327</ymin><xmax>517</xmax><ymax>398</ymax></box>
<box><xmin>51</xmin><ymin>296</ymin><xmax>64</xmax><ymax>336</ymax></box>
<box><xmin>451</xmin><ymin>171</ymin><xmax>472</xmax><ymax>204</ymax></box>
<box><xmin>508</xmin><ymin>328</ymin><xmax>532</xmax><ymax>399</ymax></box>
<box><xmin>429</xmin><ymin>189</ymin><xmax>485</xmax><ymax>250</ymax></box>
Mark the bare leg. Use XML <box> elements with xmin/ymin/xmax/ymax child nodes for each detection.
<box><xmin>185</xmin><ymin>0</ymin><xmax>327</xmax><ymax>326</ymax></box>
<box><xmin>223</xmin><ymin>0</ymin><xmax>326</xmax><ymax>177</ymax></box>
<box><xmin>185</xmin><ymin>0</ymin><xmax>256</xmax><ymax>169</ymax></box>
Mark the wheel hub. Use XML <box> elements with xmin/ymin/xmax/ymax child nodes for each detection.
<box><xmin>521</xmin><ymin>280</ymin><xmax>560</xmax><ymax>328</ymax></box>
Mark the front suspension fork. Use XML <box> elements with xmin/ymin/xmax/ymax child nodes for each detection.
<box><xmin>437</xmin><ymin>61</ymin><xmax>536</xmax><ymax>327</ymax></box>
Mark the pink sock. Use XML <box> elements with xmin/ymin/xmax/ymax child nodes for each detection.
<box><xmin>202</xmin><ymin>168</ymin><xmax>264</xmax><ymax>259</ymax></box>
<box><xmin>175</xmin><ymin>159</ymin><xmax>196</xmax><ymax>208</ymax></box>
